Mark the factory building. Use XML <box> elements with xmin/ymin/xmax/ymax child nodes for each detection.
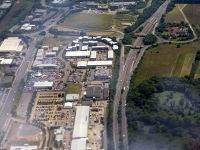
<box><xmin>0</xmin><ymin>37</ymin><xmax>23</xmax><ymax>53</ymax></box>
<box><xmin>0</xmin><ymin>58</ymin><xmax>13</xmax><ymax>65</ymax></box>
<box><xmin>65</xmin><ymin>51</ymin><xmax>91</xmax><ymax>58</ymax></box>
<box><xmin>108</xmin><ymin>50</ymin><xmax>114</xmax><ymax>60</ymax></box>
<box><xmin>33</xmin><ymin>81</ymin><xmax>53</xmax><ymax>89</ymax></box>
<box><xmin>92</xmin><ymin>45</ymin><xmax>109</xmax><ymax>51</ymax></box>
<box><xmin>72</xmin><ymin>106</ymin><xmax>90</xmax><ymax>138</ymax></box>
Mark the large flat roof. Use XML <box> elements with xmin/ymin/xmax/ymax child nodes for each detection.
<box><xmin>87</xmin><ymin>61</ymin><xmax>113</xmax><ymax>66</ymax></box>
<box><xmin>34</xmin><ymin>81</ymin><xmax>53</xmax><ymax>88</ymax></box>
<box><xmin>71</xmin><ymin>138</ymin><xmax>87</xmax><ymax>150</ymax></box>
<box><xmin>72</xmin><ymin>106</ymin><xmax>90</xmax><ymax>138</ymax></box>
<box><xmin>0</xmin><ymin>37</ymin><xmax>23</xmax><ymax>52</ymax></box>
<box><xmin>65</xmin><ymin>51</ymin><xmax>91</xmax><ymax>57</ymax></box>
<box><xmin>0</xmin><ymin>58</ymin><xmax>13</xmax><ymax>65</ymax></box>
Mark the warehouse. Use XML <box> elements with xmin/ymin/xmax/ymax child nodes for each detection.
<box><xmin>108</xmin><ymin>50</ymin><xmax>114</xmax><ymax>60</ymax></box>
<box><xmin>46</xmin><ymin>52</ymin><xmax>57</xmax><ymax>57</ymax></box>
<box><xmin>66</xmin><ymin>94</ymin><xmax>80</xmax><ymax>101</ymax></box>
<box><xmin>92</xmin><ymin>45</ymin><xmax>108</xmax><ymax>51</ymax></box>
<box><xmin>87</xmin><ymin>61</ymin><xmax>113</xmax><ymax>66</ymax></box>
<box><xmin>72</xmin><ymin>106</ymin><xmax>90</xmax><ymax>138</ymax></box>
<box><xmin>65</xmin><ymin>51</ymin><xmax>91</xmax><ymax>58</ymax></box>
<box><xmin>90</xmin><ymin>51</ymin><xmax>96</xmax><ymax>60</ymax></box>
<box><xmin>0</xmin><ymin>58</ymin><xmax>13</xmax><ymax>65</ymax></box>
<box><xmin>71</xmin><ymin>138</ymin><xmax>87</xmax><ymax>150</ymax></box>
<box><xmin>33</xmin><ymin>81</ymin><xmax>53</xmax><ymax>89</ymax></box>
<box><xmin>0</xmin><ymin>37</ymin><xmax>23</xmax><ymax>53</ymax></box>
<box><xmin>86</xmin><ymin>86</ymin><xmax>101</xmax><ymax>99</ymax></box>
<box><xmin>77</xmin><ymin>61</ymin><xmax>88</xmax><ymax>68</ymax></box>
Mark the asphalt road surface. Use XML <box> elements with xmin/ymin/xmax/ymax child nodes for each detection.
<box><xmin>112</xmin><ymin>1</ymin><xmax>171</xmax><ymax>150</ymax></box>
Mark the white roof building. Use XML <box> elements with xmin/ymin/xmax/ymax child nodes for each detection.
<box><xmin>10</xmin><ymin>145</ymin><xmax>38</xmax><ymax>150</ymax></box>
<box><xmin>72</xmin><ymin>106</ymin><xmax>90</xmax><ymax>138</ymax></box>
<box><xmin>87</xmin><ymin>61</ymin><xmax>113</xmax><ymax>66</ymax></box>
<box><xmin>46</xmin><ymin>52</ymin><xmax>56</xmax><ymax>57</ymax></box>
<box><xmin>71</xmin><ymin>138</ymin><xmax>87</xmax><ymax>150</ymax></box>
<box><xmin>113</xmin><ymin>45</ymin><xmax>119</xmax><ymax>50</ymax></box>
<box><xmin>66</xmin><ymin>94</ymin><xmax>80</xmax><ymax>101</ymax></box>
<box><xmin>64</xmin><ymin>102</ymin><xmax>73</xmax><ymax>108</ymax></box>
<box><xmin>81</xmin><ymin>45</ymin><xmax>88</xmax><ymax>51</ymax></box>
<box><xmin>0</xmin><ymin>58</ymin><xmax>13</xmax><ymax>65</ymax></box>
<box><xmin>108</xmin><ymin>50</ymin><xmax>114</xmax><ymax>59</ymax></box>
<box><xmin>65</xmin><ymin>51</ymin><xmax>91</xmax><ymax>58</ymax></box>
<box><xmin>33</xmin><ymin>81</ymin><xmax>53</xmax><ymax>89</ymax></box>
<box><xmin>77</xmin><ymin>61</ymin><xmax>88</xmax><ymax>67</ymax></box>
<box><xmin>0</xmin><ymin>37</ymin><xmax>23</xmax><ymax>53</ymax></box>
<box><xmin>52</xmin><ymin>47</ymin><xmax>59</xmax><ymax>52</ymax></box>
<box><xmin>90</xmin><ymin>51</ymin><xmax>96</xmax><ymax>60</ymax></box>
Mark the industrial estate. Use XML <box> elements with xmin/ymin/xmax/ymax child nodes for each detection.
<box><xmin>0</xmin><ymin>0</ymin><xmax>200</xmax><ymax>150</ymax></box>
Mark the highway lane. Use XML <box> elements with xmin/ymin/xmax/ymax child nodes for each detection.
<box><xmin>112</xmin><ymin>0</ymin><xmax>170</xmax><ymax>149</ymax></box>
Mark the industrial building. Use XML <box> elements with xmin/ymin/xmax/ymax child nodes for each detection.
<box><xmin>92</xmin><ymin>45</ymin><xmax>108</xmax><ymax>51</ymax></box>
<box><xmin>86</xmin><ymin>86</ymin><xmax>101</xmax><ymax>99</ymax></box>
<box><xmin>94</xmin><ymin>67</ymin><xmax>111</xmax><ymax>80</ymax></box>
<box><xmin>65</xmin><ymin>51</ymin><xmax>91</xmax><ymax>58</ymax></box>
<box><xmin>77</xmin><ymin>61</ymin><xmax>113</xmax><ymax>68</ymax></box>
<box><xmin>66</xmin><ymin>94</ymin><xmax>80</xmax><ymax>101</ymax></box>
<box><xmin>90</xmin><ymin>51</ymin><xmax>96</xmax><ymax>60</ymax></box>
<box><xmin>71</xmin><ymin>138</ymin><xmax>87</xmax><ymax>150</ymax></box>
<box><xmin>72</xmin><ymin>106</ymin><xmax>90</xmax><ymax>138</ymax></box>
<box><xmin>33</xmin><ymin>81</ymin><xmax>53</xmax><ymax>89</ymax></box>
<box><xmin>10</xmin><ymin>145</ymin><xmax>38</xmax><ymax>150</ymax></box>
<box><xmin>0</xmin><ymin>58</ymin><xmax>13</xmax><ymax>65</ymax></box>
<box><xmin>108</xmin><ymin>50</ymin><xmax>114</xmax><ymax>60</ymax></box>
<box><xmin>0</xmin><ymin>37</ymin><xmax>23</xmax><ymax>53</ymax></box>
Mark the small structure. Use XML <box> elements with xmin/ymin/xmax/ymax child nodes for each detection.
<box><xmin>90</xmin><ymin>51</ymin><xmax>96</xmax><ymax>60</ymax></box>
<box><xmin>108</xmin><ymin>50</ymin><xmax>114</xmax><ymax>60</ymax></box>
<box><xmin>64</xmin><ymin>102</ymin><xmax>73</xmax><ymax>108</ymax></box>
<box><xmin>66</xmin><ymin>94</ymin><xmax>80</xmax><ymax>101</ymax></box>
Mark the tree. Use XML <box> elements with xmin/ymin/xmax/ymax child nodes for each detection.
<box><xmin>143</xmin><ymin>34</ymin><xmax>157</xmax><ymax>45</ymax></box>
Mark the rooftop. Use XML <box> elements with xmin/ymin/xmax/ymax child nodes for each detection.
<box><xmin>0</xmin><ymin>37</ymin><xmax>23</xmax><ymax>52</ymax></box>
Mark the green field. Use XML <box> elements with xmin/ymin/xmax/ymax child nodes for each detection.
<box><xmin>66</xmin><ymin>82</ymin><xmax>82</xmax><ymax>94</ymax></box>
<box><xmin>61</xmin><ymin>13</ymin><xmax>115</xmax><ymax>31</ymax></box>
<box><xmin>133</xmin><ymin>42</ymin><xmax>200</xmax><ymax>86</ymax></box>
<box><xmin>165</xmin><ymin>4</ymin><xmax>185</xmax><ymax>23</ymax></box>
<box><xmin>42</xmin><ymin>37</ymin><xmax>75</xmax><ymax>47</ymax></box>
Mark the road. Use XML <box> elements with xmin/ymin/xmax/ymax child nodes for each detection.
<box><xmin>112</xmin><ymin>1</ymin><xmax>171</xmax><ymax>150</ymax></box>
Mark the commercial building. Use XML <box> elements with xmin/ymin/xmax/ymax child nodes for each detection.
<box><xmin>66</xmin><ymin>94</ymin><xmax>80</xmax><ymax>101</ymax></box>
<box><xmin>92</xmin><ymin>45</ymin><xmax>109</xmax><ymax>51</ymax></box>
<box><xmin>0</xmin><ymin>37</ymin><xmax>23</xmax><ymax>53</ymax></box>
<box><xmin>87</xmin><ymin>61</ymin><xmax>112</xmax><ymax>66</ymax></box>
<box><xmin>77</xmin><ymin>61</ymin><xmax>88</xmax><ymax>68</ymax></box>
<box><xmin>10</xmin><ymin>145</ymin><xmax>38</xmax><ymax>150</ymax></box>
<box><xmin>0</xmin><ymin>58</ymin><xmax>13</xmax><ymax>65</ymax></box>
<box><xmin>65</xmin><ymin>51</ymin><xmax>91</xmax><ymax>58</ymax></box>
<box><xmin>108</xmin><ymin>50</ymin><xmax>114</xmax><ymax>60</ymax></box>
<box><xmin>33</xmin><ymin>81</ymin><xmax>53</xmax><ymax>89</ymax></box>
<box><xmin>71</xmin><ymin>138</ymin><xmax>87</xmax><ymax>150</ymax></box>
<box><xmin>90</xmin><ymin>51</ymin><xmax>96</xmax><ymax>60</ymax></box>
<box><xmin>72</xmin><ymin>106</ymin><xmax>90</xmax><ymax>138</ymax></box>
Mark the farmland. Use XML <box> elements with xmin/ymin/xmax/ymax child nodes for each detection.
<box><xmin>165</xmin><ymin>4</ymin><xmax>185</xmax><ymax>23</ymax></box>
<box><xmin>183</xmin><ymin>4</ymin><xmax>200</xmax><ymax>25</ymax></box>
<box><xmin>133</xmin><ymin>42</ymin><xmax>200</xmax><ymax>86</ymax></box>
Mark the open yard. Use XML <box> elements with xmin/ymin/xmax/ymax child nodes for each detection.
<box><xmin>165</xmin><ymin>4</ymin><xmax>185</xmax><ymax>23</ymax></box>
<box><xmin>57</xmin><ymin>11</ymin><xmax>134</xmax><ymax>37</ymax></box>
<box><xmin>42</xmin><ymin>37</ymin><xmax>75</xmax><ymax>47</ymax></box>
<box><xmin>66</xmin><ymin>82</ymin><xmax>82</xmax><ymax>94</ymax></box>
<box><xmin>133</xmin><ymin>42</ymin><xmax>200</xmax><ymax>86</ymax></box>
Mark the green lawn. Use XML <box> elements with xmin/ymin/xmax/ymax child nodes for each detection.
<box><xmin>165</xmin><ymin>5</ymin><xmax>185</xmax><ymax>23</ymax></box>
<box><xmin>61</xmin><ymin>13</ymin><xmax>115</xmax><ymax>31</ymax></box>
<box><xmin>133</xmin><ymin>42</ymin><xmax>200</xmax><ymax>86</ymax></box>
<box><xmin>66</xmin><ymin>82</ymin><xmax>82</xmax><ymax>94</ymax></box>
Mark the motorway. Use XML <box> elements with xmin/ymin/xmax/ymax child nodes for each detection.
<box><xmin>112</xmin><ymin>0</ymin><xmax>171</xmax><ymax>150</ymax></box>
<box><xmin>0</xmin><ymin>9</ymin><xmax>65</xmax><ymax>147</ymax></box>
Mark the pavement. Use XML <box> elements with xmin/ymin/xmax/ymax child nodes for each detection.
<box><xmin>112</xmin><ymin>1</ymin><xmax>171</xmax><ymax>150</ymax></box>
